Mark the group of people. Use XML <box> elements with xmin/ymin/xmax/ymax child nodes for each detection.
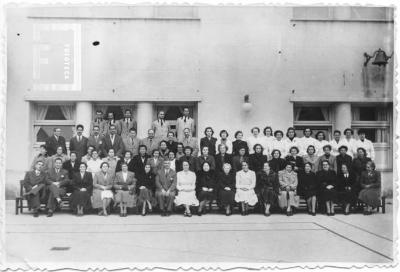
<box><xmin>23</xmin><ymin>109</ymin><xmax>381</xmax><ymax>217</ymax></box>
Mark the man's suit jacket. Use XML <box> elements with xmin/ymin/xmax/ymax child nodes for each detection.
<box><xmin>176</xmin><ymin>117</ymin><xmax>195</xmax><ymax>141</ymax></box>
<box><xmin>139</xmin><ymin>137</ymin><xmax>160</xmax><ymax>155</ymax></box>
<box><xmin>118</xmin><ymin>118</ymin><xmax>137</xmax><ymax>138</ymax></box>
<box><xmin>103</xmin><ymin>120</ymin><xmax>122</xmax><ymax>136</ymax></box>
<box><xmin>90</xmin><ymin>119</ymin><xmax>107</xmax><ymax>136</ymax></box>
<box><xmin>72</xmin><ymin>171</ymin><xmax>93</xmax><ymax>194</ymax></box>
<box><xmin>69</xmin><ymin>136</ymin><xmax>89</xmax><ymax>159</ymax></box>
<box><xmin>132</xmin><ymin>154</ymin><xmax>150</xmax><ymax>176</ymax></box>
<box><xmin>101</xmin><ymin>134</ymin><xmax>124</xmax><ymax>158</ymax></box>
<box><xmin>115</xmin><ymin>159</ymin><xmax>135</xmax><ymax>173</ymax></box>
<box><xmin>122</xmin><ymin>136</ymin><xmax>140</xmax><ymax>157</ymax></box>
<box><xmin>45</xmin><ymin>135</ymin><xmax>67</xmax><ymax>156</ymax></box>
<box><xmin>181</xmin><ymin>136</ymin><xmax>199</xmax><ymax>157</ymax></box>
<box><xmin>152</xmin><ymin>119</ymin><xmax>170</xmax><ymax>140</ymax></box>
<box><xmin>155</xmin><ymin>168</ymin><xmax>177</xmax><ymax>192</ymax></box>
<box><xmin>46</xmin><ymin>168</ymin><xmax>71</xmax><ymax>188</ymax></box>
<box><xmin>62</xmin><ymin>159</ymin><xmax>80</xmax><ymax>179</ymax></box>
<box><xmin>87</xmin><ymin>135</ymin><xmax>105</xmax><ymax>156</ymax></box>
<box><xmin>23</xmin><ymin>170</ymin><xmax>48</xmax><ymax>193</ymax></box>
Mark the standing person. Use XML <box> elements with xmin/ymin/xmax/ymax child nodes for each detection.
<box><xmin>285</xmin><ymin>127</ymin><xmax>300</xmax><ymax>159</ymax></box>
<box><xmin>167</xmin><ymin>151</ymin><xmax>178</xmax><ymax>172</ymax></box>
<box><xmin>299</xmin><ymin>127</ymin><xmax>317</xmax><ymax>156</ymax></box>
<box><xmin>165</xmin><ymin>131</ymin><xmax>178</xmax><ymax>154</ymax></box>
<box><xmin>90</xmin><ymin>110</ymin><xmax>107</xmax><ymax>136</ymax></box>
<box><xmin>269</xmin><ymin>149</ymin><xmax>286</xmax><ymax>173</ymax></box>
<box><xmin>285</xmin><ymin>146</ymin><xmax>304</xmax><ymax>173</ymax></box>
<box><xmin>247</xmin><ymin>127</ymin><xmax>265</xmax><ymax>155</ymax></box>
<box><xmin>314</xmin><ymin>131</ymin><xmax>329</xmax><ymax>157</ymax></box>
<box><xmin>174</xmin><ymin>161</ymin><xmax>199</xmax><ymax>217</ymax></box>
<box><xmin>31</xmin><ymin>145</ymin><xmax>49</xmax><ymax>172</ymax></box>
<box><xmin>316</xmin><ymin>145</ymin><xmax>337</xmax><ymax>173</ymax></box>
<box><xmin>177</xmin><ymin>146</ymin><xmax>197</xmax><ymax>172</ymax></box>
<box><xmin>181</xmin><ymin>128</ymin><xmax>199</xmax><ymax>157</ymax></box>
<box><xmin>215</xmin><ymin>130</ymin><xmax>233</xmax><ymax>155</ymax></box>
<box><xmin>330</xmin><ymin>130</ymin><xmax>343</xmax><ymax>157</ymax></box>
<box><xmin>22</xmin><ymin>161</ymin><xmax>47</xmax><ymax>217</ymax></box>
<box><xmin>176</xmin><ymin>107</ymin><xmax>195</xmax><ymax>142</ymax></box>
<box><xmin>358</xmin><ymin>161</ymin><xmax>381</xmax><ymax>215</ymax></box>
<box><xmin>352</xmin><ymin>147</ymin><xmax>372</xmax><ymax>180</ymax></box>
<box><xmin>45</xmin><ymin>128</ymin><xmax>67</xmax><ymax>156</ymax></box>
<box><xmin>70</xmin><ymin>162</ymin><xmax>93</xmax><ymax>216</ymax></box>
<box><xmin>248</xmin><ymin>144</ymin><xmax>268</xmax><ymax>173</ymax></box>
<box><xmin>232</xmin><ymin>147</ymin><xmax>249</xmax><ymax>172</ymax></box>
<box><xmin>235</xmin><ymin>161</ymin><xmax>258</xmax><ymax>216</ymax></box>
<box><xmin>232</xmin><ymin>130</ymin><xmax>249</xmax><ymax>156</ymax></box>
<box><xmin>317</xmin><ymin>160</ymin><xmax>338</xmax><ymax>216</ymax></box>
<box><xmin>155</xmin><ymin>161</ymin><xmax>177</xmax><ymax>217</ymax></box>
<box><xmin>114</xmin><ymin>162</ymin><xmax>137</xmax><ymax>217</ymax></box>
<box><xmin>102</xmin><ymin>124</ymin><xmax>124</xmax><ymax>158</ymax></box>
<box><xmin>139</xmin><ymin>129</ymin><xmax>160</xmax><ymax>156</ymax></box>
<box><xmin>175</xmin><ymin>143</ymin><xmax>185</xmax><ymax>160</ymax></box>
<box><xmin>46</xmin><ymin>146</ymin><xmax>68</xmax><ymax>170</ymax></box>
<box><xmin>87</xmin><ymin>126</ymin><xmax>105</xmax><ymax>158</ymax></box>
<box><xmin>342</xmin><ymin>128</ymin><xmax>357</xmax><ymax>158</ymax></box>
<box><xmin>122</xmin><ymin>128</ymin><xmax>140</xmax><ymax>157</ymax></box>
<box><xmin>302</xmin><ymin>145</ymin><xmax>318</xmax><ymax>173</ymax></box>
<box><xmin>81</xmin><ymin>146</ymin><xmax>95</xmax><ymax>164</ymax></box>
<box><xmin>136</xmin><ymin>164</ymin><xmax>156</xmax><ymax>216</ymax></box>
<box><xmin>158</xmin><ymin>140</ymin><xmax>170</xmax><ymax>159</ymax></box>
<box><xmin>132</xmin><ymin>145</ymin><xmax>150</xmax><ymax>177</ymax></box>
<box><xmin>69</xmin><ymin>124</ymin><xmax>89</xmax><ymax>160</ymax></box>
<box><xmin>63</xmin><ymin>151</ymin><xmax>80</xmax><ymax>180</ymax></box>
<box><xmin>355</xmin><ymin>129</ymin><xmax>375</xmax><ymax>161</ymax></box>
<box><xmin>116</xmin><ymin>150</ymin><xmax>135</xmax><ymax>172</ymax></box>
<box><xmin>148</xmin><ymin>150</ymin><xmax>164</xmax><ymax>175</ymax></box>
<box><xmin>218</xmin><ymin>163</ymin><xmax>236</xmax><ymax>216</ymax></box>
<box><xmin>104</xmin><ymin>112</ymin><xmax>121</xmax><ymax>136</ymax></box>
<box><xmin>119</xmin><ymin>109</ymin><xmax>137</xmax><ymax>138</ymax></box>
<box><xmin>152</xmin><ymin>110</ymin><xmax>170</xmax><ymax>140</ymax></box>
<box><xmin>263</xmin><ymin>127</ymin><xmax>275</xmax><ymax>159</ymax></box>
<box><xmin>271</xmin><ymin>130</ymin><xmax>287</xmax><ymax>157</ymax></box>
<box><xmin>298</xmin><ymin>162</ymin><xmax>318</xmax><ymax>215</ymax></box>
<box><xmin>256</xmin><ymin>162</ymin><xmax>279</xmax><ymax>216</ymax></box>
<box><xmin>278</xmin><ymin>163</ymin><xmax>299</xmax><ymax>216</ymax></box>
<box><xmin>92</xmin><ymin>162</ymin><xmax>114</xmax><ymax>216</ymax></box>
<box><xmin>103</xmin><ymin>148</ymin><xmax>120</xmax><ymax>177</ymax></box>
<box><xmin>215</xmin><ymin>144</ymin><xmax>233</xmax><ymax>174</ymax></box>
<box><xmin>200</xmin><ymin>127</ymin><xmax>217</xmax><ymax>156</ymax></box>
<box><xmin>196</xmin><ymin>146</ymin><xmax>216</xmax><ymax>173</ymax></box>
<box><xmin>336</xmin><ymin>145</ymin><xmax>353</xmax><ymax>175</ymax></box>
<box><xmin>86</xmin><ymin>150</ymin><xmax>103</xmax><ymax>177</ymax></box>
<box><xmin>337</xmin><ymin>164</ymin><xmax>357</xmax><ymax>215</ymax></box>
<box><xmin>196</xmin><ymin>162</ymin><xmax>217</xmax><ymax>216</ymax></box>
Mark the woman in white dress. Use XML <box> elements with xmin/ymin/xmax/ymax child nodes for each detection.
<box><xmin>263</xmin><ymin>126</ymin><xmax>274</xmax><ymax>159</ymax></box>
<box><xmin>315</xmin><ymin>131</ymin><xmax>329</xmax><ymax>157</ymax></box>
<box><xmin>174</xmin><ymin>161</ymin><xmax>199</xmax><ymax>217</ymax></box>
<box><xmin>271</xmin><ymin>130</ymin><xmax>287</xmax><ymax>157</ymax></box>
<box><xmin>285</xmin><ymin>127</ymin><xmax>300</xmax><ymax>157</ymax></box>
<box><xmin>215</xmin><ymin>130</ymin><xmax>233</xmax><ymax>155</ymax></box>
<box><xmin>235</xmin><ymin>161</ymin><xmax>258</xmax><ymax>216</ymax></box>
<box><xmin>87</xmin><ymin>150</ymin><xmax>103</xmax><ymax>177</ymax></box>
<box><xmin>247</xmin><ymin>127</ymin><xmax>265</xmax><ymax>154</ymax></box>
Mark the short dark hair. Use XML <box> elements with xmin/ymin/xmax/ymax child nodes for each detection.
<box><xmin>124</xmin><ymin>150</ymin><xmax>132</xmax><ymax>157</ymax></box>
<box><xmin>338</xmin><ymin>145</ymin><xmax>348</xmax><ymax>152</ymax></box>
<box><xmin>109</xmin><ymin>124</ymin><xmax>116</xmax><ymax>129</ymax></box>
<box><xmin>79</xmin><ymin>162</ymin><xmax>87</xmax><ymax>168</ymax></box>
<box><xmin>184</xmin><ymin>146</ymin><xmax>193</xmax><ymax>152</ymax></box>
<box><xmin>54</xmin><ymin>158</ymin><xmax>63</xmax><ymax>163</ymax></box>
<box><xmin>306</xmin><ymin>145</ymin><xmax>315</xmax><ymax>154</ymax></box>
<box><xmin>357</xmin><ymin>129</ymin><xmax>367</xmax><ymax>135</ymax></box>
<box><xmin>289</xmin><ymin>146</ymin><xmax>299</xmax><ymax>154</ymax></box>
<box><xmin>219</xmin><ymin>130</ymin><xmax>229</xmax><ymax>137</ymax></box>
<box><xmin>159</xmin><ymin>140</ymin><xmax>168</xmax><ymax>147</ymax></box>
<box><xmin>251</xmin><ymin>127</ymin><xmax>260</xmax><ymax>133</ymax></box>
<box><xmin>303</xmin><ymin>127</ymin><xmax>312</xmax><ymax>135</ymax></box>
<box><xmin>263</xmin><ymin>126</ymin><xmax>273</xmax><ymax>136</ymax></box>
<box><xmin>322</xmin><ymin>144</ymin><xmax>332</xmax><ymax>151</ymax></box>
<box><xmin>204</xmin><ymin>127</ymin><xmax>214</xmax><ymax>136</ymax></box>
<box><xmin>100</xmin><ymin>162</ymin><xmax>109</xmax><ymax>168</ymax></box>
<box><xmin>274</xmin><ymin>130</ymin><xmax>284</xmax><ymax>137</ymax></box>
<box><xmin>321</xmin><ymin>159</ymin><xmax>330</xmax><ymax>166</ymax></box>
<box><xmin>125</xmin><ymin>109</ymin><xmax>131</xmax><ymax>113</ymax></box>
<box><xmin>167</xmin><ymin>131</ymin><xmax>175</xmax><ymax>137</ymax></box>
<box><xmin>218</xmin><ymin>143</ymin><xmax>228</xmax><ymax>152</ymax></box>
<box><xmin>333</xmin><ymin>130</ymin><xmax>341</xmax><ymax>135</ymax></box>
<box><xmin>234</xmin><ymin>131</ymin><xmax>243</xmax><ymax>138</ymax></box>
<box><xmin>357</xmin><ymin>147</ymin><xmax>367</xmax><ymax>156</ymax></box>
<box><xmin>139</xmin><ymin>144</ymin><xmax>147</xmax><ymax>151</ymax></box>
<box><xmin>70</xmin><ymin>151</ymin><xmax>77</xmax><ymax>156</ymax></box>
<box><xmin>177</xmin><ymin>142</ymin><xmax>184</xmax><ymax>148</ymax></box>
<box><xmin>344</xmin><ymin>128</ymin><xmax>353</xmax><ymax>135</ymax></box>
<box><xmin>253</xmin><ymin>143</ymin><xmax>264</xmax><ymax>153</ymax></box>
<box><xmin>152</xmin><ymin>149</ymin><xmax>160</xmax><ymax>155</ymax></box>
<box><xmin>129</xmin><ymin>128</ymin><xmax>137</xmax><ymax>133</ymax></box>
<box><xmin>366</xmin><ymin>161</ymin><xmax>376</xmax><ymax>170</ymax></box>
<box><xmin>271</xmin><ymin>149</ymin><xmax>281</xmax><ymax>157</ymax></box>
<box><xmin>286</xmin><ymin>127</ymin><xmax>297</xmax><ymax>138</ymax></box>
<box><xmin>304</xmin><ymin>162</ymin><xmax>313</xmax><ymax>168</ymax></box>
<box><xmin>96</xmin><ymin>110</ymin><xmax>103</xmax><ymax>114</ymax></box>
<box><xmin>315</xmin><ymin>131</ymin><xmax>326</xmax><ymax>140</ymax></box>
<box><xmin>76</xmin><ymin>124</ymin><xmax>84</xmax><ymax>130</ymax></box>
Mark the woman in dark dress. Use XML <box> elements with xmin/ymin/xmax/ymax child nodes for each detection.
<box><xmin>232</xmin><ymin>130</ymin><xmax>249</xmax><ymax>156</ymax></box>
<box><xmin>352</xmin><ymin>147</ymin><xmax>372</xmax><ymax>180</ymax></box>
<box><xmin>215</xmin><ymin>144</ymin><xmax>233</xmax><ymax>174</ymax></box>
<box><xmin>217</xmin><ymin>163</ymin><xmax>236</xmax><ymax>216</ymax></box>
<box><xmin>200</xmin><ymin>127</ymin><xmax>217</xmax><ymax>156</ymax></box>
<box><xmin>359</xmin><ymin>161</ymin><xmax>381</xmax><ymax>215</ymax></box>
<box><xmin>232</xmin><ymin>147</ymin><xmax>249</xmax><ymax>172</ymax></box>
<box><xmin>317</xmin><ymin>160</ymin><xmax>337</xmax><ymax>216</ymax></box>
<box><xmin>269</xmin><ymin>149</ymin><xmax>286</xmax><ymax>173</ymax></box>
<box><xmin>249</xmin><ymin>144</ymin><xmax>268</xmax><ymax>173</ymax></box>
<box><xmin>336</xmin><ymin>164</ymin><xmax>357</xmax><ymax>215</ymax></box>
<box><xmin>136</xmin><ymin>164</ymin><xmax>156</xmax><ymax>215</ymax></box>
<box><xmin>197</xmin><ymin>162</ymin><xmax>217</xmax><ymax>215</ymax></box>
<box><xmin>70</xmin><ymin>162</ymin><xmax>93</xmax><ymax>216</ymax></box>
<box><xmin>298</xmin><ymin>162</ymin><xmax>318</xmax><ymax>215</ymax></box>
<box><xmin>256</xmin><ymin>161</ymin><xmax>279</xmax><ymax>216</ymax></box>
<box><xmin>62</xmin><ymin>151</ymin><xmax>80</xmax><ymax>179</ymax></box>
<box><xmin>336</xmin><ymin>145</ymin><xmax>353</xmax><ymax>175</ymax></box>
<box><xmin>285</xmin><ymin>146</ymin><xmax>304</xmax><ymax>172</ymax></box>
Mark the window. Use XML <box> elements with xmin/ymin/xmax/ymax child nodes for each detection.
<box><xmin>294</xmin><ymin>105</ymin><xmax>333</xmax><ymax>139</ymax></box>
<box><xmin>155</xmin><ymin>104</ymin><xmax>197</xmax><ymax>136</ymax></box>
<box><xmin>33</xmin><ymin>104</ymin><xmax>75</xmax><ymax>143</ymax></box>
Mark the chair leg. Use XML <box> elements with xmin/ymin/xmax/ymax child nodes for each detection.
<box><xmin>382</xmin><ymin>197</ymin><xmax>386</xmax><ymax>214</ymax></box>
<box><xmin>15</xmin><ymin>199</ymin><xmax>19</xmax><ymax>215</ymax></box>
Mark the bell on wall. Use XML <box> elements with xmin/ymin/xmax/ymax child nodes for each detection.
<box><xmin>364</xmin><ymin>48</ymin><xmax>393</xmax><ymax>67</ymax></box>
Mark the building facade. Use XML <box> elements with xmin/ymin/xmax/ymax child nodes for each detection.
<box><xmin>6</xmin><ymin>6</ymin><xmax>394</xmax><ymax>198</ymax></box>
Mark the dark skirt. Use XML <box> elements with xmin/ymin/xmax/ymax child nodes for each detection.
<box><xmin>260</xmin><ymin>187</ymin><xmax>278</xmax><ymax>205</ymax></box>
<box><xmin>218</xmin><ymin>189</ymin><xmax>235</xmax><ymax>206</ymax></box>
<box><xmin>137</xmin><ymin>188</ymin><xmax>157</xmax><ymax>207</ymax></box>
<box><xmin>359</xmin><ymin>188</ymin><xmax>381</xmax><ymax>208</ymax></box>
<box><xmin>321</xmin><ymin>188</ymin><xmax>337</xmax><ymax>202</ymax></box>
<box><xmin>337</xmin><ymin>189</ymin><xmax>358</xmax><ymax>205</ymax></box>
<box><xmin>300</xmin><ymin>189</ymin><xmax>318</xmax><ymax>199</ymax></box>
<box><xmin>198</xmin><ymin>190</ymin><xmax>216</xmax><ymax>202</ymax></box>
<box><xmin>70</xmin><ymin>190</ymin><xmax>92</xmax><ymax>211</ymax></box>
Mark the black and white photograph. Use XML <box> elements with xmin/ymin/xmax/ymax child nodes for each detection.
<box><xmin>0</xmin><ymin>0</ymin><xmax>398</xmax><ymax>270</ymax></box>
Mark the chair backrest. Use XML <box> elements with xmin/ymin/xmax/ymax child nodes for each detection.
<box><xmin>19</xmin><ymin>180</ymin><xmax>24</xmax><ymax>197</ymax></box>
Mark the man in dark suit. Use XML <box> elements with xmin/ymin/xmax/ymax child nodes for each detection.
<box><xmin>119</xmin><ymin>109</ymin><xmax>137</xmax><ymax>138</ymax></box>
<box><xmin>69</xmin><ymin>124</ymin><xmax>88</xmax><ymax>160</ymax></box>
<box><xmin>90</xmin><ymin>110</ymin><xmax>107</xmax><ymax>136</ymax></box>
<box><xmin>115</xmin><ymin>151</ymin><xmax>135</xmax><ymax>172</ymax></box>
<box><xmin>166</xmin><ymin>131</ymin><xmax>178</xmax><ymax>154</ymax></box>
<box><xmin>45</xmin><ymin>127</ymin><xmax>67</xmax><ymax>156</ymax></box>
<box><xmin>155</xmin><ymin>160</ymin><xmax>177</xmax><ymax>216</ymax></box>
<box><xmin>132</xmin><ymin>145</ymin><xmax>150</xmax><ymax>177</ymax></box>
<box><xmin>101</xmin><ymin>124</ymin><xmax>124</xmax><ymax>158</ymax></box>
<box><xmin>104</xmin><ymin>112</ymin><xmax>122</xmax><ymax>136</ymax></box>
<box><xmin>23</xmin><ymin>161</ymin><xmax>48</xmax><ymax>217</ymax></box>
<box><xmin>87</xmin><ymin>125</ymin><xmax>105</xmax><ymax>157</ymax></box>
<box><xmin>44</xmin><ymin>158</ymin><xmax>71</xmax><ymax>217</ymax></box>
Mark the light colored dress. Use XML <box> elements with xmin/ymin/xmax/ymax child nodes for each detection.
<box><xmin>299</xmin><ymin>137</ymin><xmax>317</xmax><ymax>156</ymax></box>
<box><xmin>315</xmin><ymin>140</ymin><xmax>329</xmax><ymax>157</ymax></box>
<box><xmin>174</xmin><ymin>171</ymin><xmax>199</xmax><ymax>206</ymax></box>
<box><xmin>215</xmin><ymin>138</ymin><xmax>233</xmax><ymax>155</ymax></box>
<box><xmin>92</xmin><ymin>172</ymin><xmax>114</xmax><ymax>209</ymax></box>
<box><xmin>235</xmin><ymin>170</ymin><xmax>258</xmax><ymax>206</ymax></box>
<box><xmin>278</xmin><ymin>170</ymin><xmax>299</xmax><ymax>208</ymax></box>
<box><xmin>87</xmin><ymin>158</ymin><xmax>103</xmax><ymax>177</ymax></box>
<box><xmin>113</xmin><ymin>171</ymin><xmax>137</xmax><ymax>208</ymax></box>
<box><xmin>271</xmin><ymin>139</ymin><xmax>287</xmax><ymax>157</ymax></box>
<box><xmin>303</xmin><ymin>154</ymin><xmax>319</xmax><ymax>173</ymax></box>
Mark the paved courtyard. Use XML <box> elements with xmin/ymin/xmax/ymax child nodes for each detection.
<box><xmin>4</xmin><ymin>200</ymin><xmax>394</xmax><ymax>269</ymax></box>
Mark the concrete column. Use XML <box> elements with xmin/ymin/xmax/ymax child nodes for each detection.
<box><xmin>76</xmin><ymin>101</ymin><xmax>92</xmax><ymax>137</ymax></box>
<box><xmin>334</xmin><ymin>102</ymin><xmax>352</xmax><ymax>133</ymax></box>
<box><xmin>137</xmin><ymin>102</ymin><xmax>153</xmax><ymax>138</ymax></box>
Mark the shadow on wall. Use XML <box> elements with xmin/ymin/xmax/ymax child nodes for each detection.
<box><xmin>361</xmin><ymin>65</ymin><xmax>391</xmax><ymax>98</ymax></box>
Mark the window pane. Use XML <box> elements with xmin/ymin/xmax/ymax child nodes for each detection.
<box><xmin>359</xmin><ymin>107</ymin><xmax>377</xmax><ymax>121</ymax></box>
<box><xmin>106</xmin><ymin>106</ymin><xmax>124</xmax><ymax>120</ymax></box>
<box><xmin>44</xmin><ymin>106</ymin><xmax>67</xmax><ymax>120</ymax></box>
<box><xmin>294</xmin><ymin>127</ymin><xmax>331</xmax><ymax>139</ymax></box>
<box><xmin>297</xmin><ymin>107</ymin><xmax>326</xmax><ymax>121</ymax></box>
<box><xmin>355</xmin><ymin>128</ymin><xmax>376</xmax><ymax>142</ymax></box>
<box><xmin>35</xmin><ymin>125</ymin><xmax>74</xmax><ymax>142</ymax></box>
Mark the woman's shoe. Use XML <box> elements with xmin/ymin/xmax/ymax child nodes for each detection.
<box><xmin>197</xmin><ymin>210</ymin><xmax>202</xmax><ymax>216</ymax></box>
<box><xmin>311</xmin><ymin>212</ymin><xmax>316</xmax><ymax>216</ymax></box>
<box><xmin>265</xmin><ymin>212</ymin><xmax>271</xmax><ymax>217</ymax></box>
<box><xmin>187</xmin><ymin>212</ymin><xmax>192</xmax><ymax>217</ymax></box>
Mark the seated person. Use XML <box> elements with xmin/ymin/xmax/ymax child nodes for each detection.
<box><xmin>337</xmin><ymin>164</ymin><xmax>357</xmax><ymax>215</ymax></box>
<box><xmin>22</xmin><ymin>161</ymin><xmax>48</xmax><ymax>217</ymax></box>
<box><xmin>256</xmin><ymin>162</ymin><xmax>279</xmax><ymax>216</ymax></box>
<box><xmin>155</xmin><ymin>160</ymin><xmax>177</xmax><ymax>216</ymax></box>
<box><xmin>235</xmin><ymin>161</ymin><xmax>258</xmax><ymax>216</ymax></box>
<box><xmin>92</xmin><ymin>162</ymin><xmax>114</xmax><ymax>216</ymax></box>
<box><xmin>359</xmin><ymin>161</ymin><xmax>381</xmax><ymax>215</ymax></box>
<box><xmin>136</xmin><ymin>164</ymin><xmax>157</xmax><ymax>216</ymax></box>
<box><xmin>298</xmin><ymin>162</ymin><xmax>318</xmax><ymax>215</ymax></box>
<box><xmin>196</xmin><ymin>162</ymin><xmax>217</xmax><ymax>216</ymax></box>
<box><xmin>114</xmin><ymin>162</ymin><xmax>137</xmax><ymax>217</ymax></box>
<box><xmin>70</xmin><ymin>162</ymin><xmax>93</xmax><ymax>216</ymax></box>
<box><xmin>317</xmin><ymin>160</ymin><xmax>338</xmax><ymax>216</ymax></box>
<box><xmin>63</xmin><ymin>151</ymin><xmax>80</xmax><ymax>180</ymax></box>
<box><xmin>218</xmin><ymin>163</ymin><xmax>236</xmax><ymax>216</ymax></box>
<box><xmin>174</xmin><ymin>161</ymin><xmax>199</xmax><ymax>217</ymax></box>
<box><xmin>278</xmin><ymin>163</ymin><xmax>299</xmax><ymax>216</ymax></box>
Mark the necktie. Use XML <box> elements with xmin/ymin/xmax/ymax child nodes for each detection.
<box><xmin>111</xmin><ymin>135</ymin><xmax>114</xmax><ymax>145</ymax></box>
<box><xmin>78</xmin><ymin>136</ymin><xmax>81</xmax><ymax>142</ymax></box>
<box><xmin>184</xmin><ymin>117</ymin><xmax>187</xmax><ymax>123</ymax></box>
<box><xmin>56</xmin><ymin>169</ymin><xmax>59</xmax><ymax>174</ymax></box>
<box><xmin>95</xmin><ymin>135</ymin><xmax>98</xmax><ymax>141</ymax></box>
<box><xmin>160</xmin><ymin>119</ymin><xmax>164</xmax><ymax>126</ymax></box>
<box><xmin>126</xmin><ymin>119</ymin><xmax>129</xmax><ymax>126</ymax></box>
